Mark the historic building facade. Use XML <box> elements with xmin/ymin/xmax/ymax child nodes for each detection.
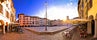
<box><xmin>78</xmin><ymin>0</ymin><xmax>89</xmax><ymax>19</ymax></box>
<box><xmin>18</xmin><ymin>14</ymin><xmax>64</xmax><ymax>27</ymax></box>
<box><xmin>51</xmin><ymin>19</ymin><xmax>64</xmax><ymax>26</ymax></box>
<box><xmin>0</xmin><ymin>0</ymin><xmax>16</xmax><ymax>34</ymax></box>
<box><xmin>18</xmin><ymin>14</ymin><xmax>40</xmax><ymax>27</ymax></box>
<box><xmin>39</xmin><ymin>18</ymin><xmax>49</xmax><ymax>26</ymax></box>
<box><xmin>78</xmin><ymin>0</ymin><xmax>97</xmax><ymax>38</ymax></box>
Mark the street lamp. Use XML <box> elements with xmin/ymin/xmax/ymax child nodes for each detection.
<box><xmin>45</xmin><ymin>1</ymin><xmax>48</xmax><ymax>31</ymax></box>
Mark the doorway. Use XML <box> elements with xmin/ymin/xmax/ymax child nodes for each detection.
<box><xmin>91</xmin><ymin>20</ymin><xmax>95</xmax><ymax>36</ymax></box>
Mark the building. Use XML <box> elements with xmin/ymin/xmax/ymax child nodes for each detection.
<box><xmin>51</xmin><ymin>19</ymin><xmax>64</xmax><ymax>26</ymax></box>
<box><xmin>38</xmin><ymin>18</ymin><xmax>49</xmax><ymax>26</ymax></box>
<box><xmin>18</xmin><ymin>14</ymin><xmax>40</xmax><ymax>27</ymax></box>
<box><xmin>66</xmin><ymin>16</ymin><xmax>69</xmax><ymax>20</ymax></box>
<box><xmin>39</xmin><ymin>18</ymin><xmax>47</xmax><ymax>26</ymax></box>
<box><xmin>18</xmin><ymin>13</ymin><xmax>65</xmax><ymax>27</ymax></box>
<box><xmin>78</xmin><ymin>0</ymin><xmax>89</xmax><ymax>19</ymax></box>
<box><xmin>0</xmin><ymin>0</ymin><xmax>16</xmax><ymax>34</ymax></box>
<box><xmin>78</xmin><ymin>0</ymin><xmax>97</xmax><ymax>38</ymax></box>
<box><xmin>30</xmin><ymin>16</ymin><xmax>40</xmax><ymax>26</ymax></box>
<box><xmin>18</xmin><ymin>14</ymin><xmax>24</xmax><ymax>26</ymax></box>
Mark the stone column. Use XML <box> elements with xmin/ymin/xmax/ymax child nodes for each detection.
<box><xmin>94</xmin><ymin>14</ymin><xmax>97</xmax><ymax>38</ymax></box>
<box><xmin>87</xmin><ymin>21</ymin><xmax>92</xmax><ymax>34</ymax></box>
<box><xmin>94</xmin><ymin>19</ymin><xmax>97</xmax><ymax>38</ymax></box>
<box><xmin>3</xmin><ymin>25</ymin><xmax>5</xmax><ymax>34</ymax></box>
<box><xmin>7</xmin><ymin>25</ymin><xmax>9</xmax><ymax>32</ymax></box>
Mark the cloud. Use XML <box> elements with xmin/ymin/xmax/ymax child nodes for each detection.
<box><xmin>35</xmin><ymin>2</ymin><xmax>78</xmax><ymax>20</ymax></box>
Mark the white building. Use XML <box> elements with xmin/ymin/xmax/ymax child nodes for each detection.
<box><xmin>39</xmin><ymin>18</ymin><xmax>49</xmax><ymax>26</ymax></box>
<box><xmin>0</xmin><ymin>0</ymin><xmax>16</xmax><ymax>34</ymax></box>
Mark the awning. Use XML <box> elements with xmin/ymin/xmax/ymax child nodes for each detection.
<box><xmin>72</xmin><ymin>19</ymin><xmax>89</xmax><ymax>24</ymax></box>
<box><xmin>64</xmin><ymin>19</ymin><xmax>89</xmax><ymax>24</ymax></box>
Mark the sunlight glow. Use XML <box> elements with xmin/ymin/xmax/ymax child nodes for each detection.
<box><xmin>36</xmin><ymin>3</ymin><xmax>78</xmax><ymax>20</ymax></box>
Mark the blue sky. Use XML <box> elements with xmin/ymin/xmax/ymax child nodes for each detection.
<box><xmin>13</xmin><ymin>0</ymin><xmax>78</xmax><ymax>20</ymax></box>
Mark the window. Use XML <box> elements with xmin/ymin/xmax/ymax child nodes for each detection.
<box><xmin>6</xmin><ymin>11</ymin><xmax>9</xmax><ymax>18</ymax></box>
<box><xmin>36</xmin><ymin>21</ymin><xmax>39</xmax><ymax>24</ymax></box>
<box><xmin>89</xmin><ymin>0</ymin><xmax>92</xmax><ymax>8</ymax></box>
<box><xmin>23</xmin><ymin>21</ymin><xmax>25</xmax><ymax>22</ymax></box>
<box><xmin>0</xmin><ymin>4</ymin><xmax>3</xmax><ymax>13</ymax></box>
<box><xmin>32</xmin><ymin>22</ymin><xmax>34</xmax><ymax>24</ymax></box>
<box><xmin>6</xmin><ymin>4</ymin><xmax>8</xmax><ymax>8</ymax></box>
<box><xmin>87</xmin><ymin>0</ymin><xmax>92</xmax><ymax>10</ymax></box>
<box><xmin>11</xmin><ymin>14</ymin><xmax>14</xmax><ymax>22</ymax></box>
<box><xmin>12</xmin><ymin>16</ymin><xmax>14</xmax><ymax>22</ymax></box>
<box><xmin>23</xmin><ymin>22</ymin><xmax>24</xmax><ymax>24</ymax></box>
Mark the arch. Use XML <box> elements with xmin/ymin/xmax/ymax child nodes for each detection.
<box><xmin>89</xmin><ymin>15</ymin><xmax>94</xmax><ymax>20</ymax></box>
<box><xmin>0</xmin><ymin>20</ymin><xmax>4</xmax><ymax>25</ymax></box>
<box><xmin>89</xmin><ymin>15</ymin><xmax>95</xmax><ymax>35</ymax></box>
<box><xmin>94</xmin><ymin>13</ymin><xmax>97</xmax><ymax>38</ymax></box>
<box><xmin>6</xmin><ymin>11</ymin><xmax>9</xmax><ymax>18</ymax></box>
<box><xmin>0</xmin><ymin>20</ymin><xmax>5</xmax><ymax>34</ymax></box>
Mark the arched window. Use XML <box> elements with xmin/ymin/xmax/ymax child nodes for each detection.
<box><xmin>10</xmin><ymin>14</ymin><xmax>14</xmax><ymax>22</ymax></box>
<box><xmin>90</xmin><ymin>0</ymin><xmax>92</xmax><ymax>8</ymax></box>
<box><xmin>6</xmin><ymin>11</ymin><xmax>9</xmax><ymax>18</ymax></box>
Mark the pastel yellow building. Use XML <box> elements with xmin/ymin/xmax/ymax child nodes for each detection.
<box><xmin>88</xmin><ymin>0</ymin><xmax>97</xmax><ymax>38</ymax></box>
<box><xmin>88</xmin><ymin>0</ymin><xmax>97</xmax><ymax>19</ymax></box>
<box><xmin>78</xmin><ymin>0</ymin><xmax>97</xmax><ymax>38</ymax></box>
<box><xmin>78</xmin><ymin>0</ymin><xmax>88</xmax><ymax>19</ymax></box>
<box><xmin>0</xmin><ymin>0</ymin><xmax>16</xmax><ymax>34</ymax></box>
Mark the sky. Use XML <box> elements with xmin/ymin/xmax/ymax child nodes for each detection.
<box><xmin>13</xmin><ymin>0</ymin><xmax>78</xmax><ymax>20</ymax></box>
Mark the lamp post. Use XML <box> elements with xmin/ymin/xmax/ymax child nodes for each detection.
<box><xmin>45</xmin><ymin>1</ymin><xmax>48</xmax><ymax>31</ymax></box>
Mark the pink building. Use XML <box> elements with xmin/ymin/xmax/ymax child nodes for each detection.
<box><xmin>18</xmin><ymin>14</ymin><xmax>40</xmax><ymax>27</ymax></box>
<box><xmin>18</xmin><ymin>14</ymin><xmax>24</xmax><ymax>26</ymax></box>
<box><xmin>18</xmin><ymin>14</ymin><xmax>64</xmax><ymax>27</ymax></box>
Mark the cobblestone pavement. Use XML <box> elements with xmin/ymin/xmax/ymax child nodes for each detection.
<box><xmin>0</xmin><ymin>27</ymin><xmax>94</xmax><ymax>40</ymax></box>
<box><xmin>0</xmin><ymin>28</ymin><xmax>64</xmax><ymax>40</ymax></box>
